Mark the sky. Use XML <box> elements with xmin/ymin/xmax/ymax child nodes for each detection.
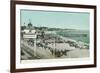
<box><xmin>21</xmin><ymin>10</ymin><xmax>90</xmax><ymax>30</ymax></box>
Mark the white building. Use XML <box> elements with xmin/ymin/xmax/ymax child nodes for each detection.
<box><xmin>21</xmin><ymin>22</ymin><xmax>37</xmax><ymax>39</ymax></box>
<box><xmin>23</xmin><ymin>28</ymin><xmax>37</xmax><ymax>39</ymax></box>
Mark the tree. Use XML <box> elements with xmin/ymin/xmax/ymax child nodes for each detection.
<box><xmin>21</xmin><ymin>26</ymin><xmax>26</xmax><ymax>30</ymax></box>
<box><xmin>28</xmin><ymin>22</ymin><xmax>32</xmax><ymax>28</ymax></box>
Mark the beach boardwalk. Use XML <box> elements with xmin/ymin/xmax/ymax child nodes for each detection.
<box><xmin>22</xmin><ymin>27</ymin><xmax>37</xmax><ymax>56</ymax></box>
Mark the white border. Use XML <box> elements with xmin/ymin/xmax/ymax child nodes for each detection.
<box><xmin>16</xmin><ymin>4</ymin><xmax>94</xmax><ymax>69</ymax></box>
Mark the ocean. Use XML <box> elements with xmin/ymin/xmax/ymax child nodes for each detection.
<box><xmin>56</xmin><ymin>30</ymin><xmax>89</xmax><ymax>44</ymax></box>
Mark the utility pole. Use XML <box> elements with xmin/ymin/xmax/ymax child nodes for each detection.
<box><xmin>34</xmin><ymin>38</ymin><xmax>37</xmax><ymax>56</ymax></box>
<box><xmin>53</xmin><ymin>37</ymin><xmax>56</xmax><ymax>57</ymax></box>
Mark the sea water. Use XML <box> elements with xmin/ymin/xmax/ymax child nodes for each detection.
<box><xmin>57</xmin><ymin>30</ymin><xmax>89</xmax><ymax>44</ymax></box>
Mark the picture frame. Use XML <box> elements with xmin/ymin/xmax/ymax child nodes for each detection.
<box><xmin>10</xmin><ymin>0</ymin><xmax>97</xmax><ymax>73</ymax></box>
